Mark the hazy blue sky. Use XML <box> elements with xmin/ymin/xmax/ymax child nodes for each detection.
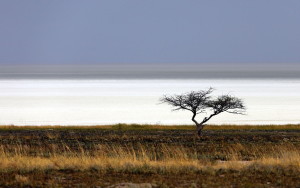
<box><xmin>0</xmin><ymin>0</ymin><xmax>300</xmax><ymax>65</ymax></box>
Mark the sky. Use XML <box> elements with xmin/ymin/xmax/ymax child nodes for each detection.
<box><xmin>0</xmin><ymin>0</ymin><xmax>300</xmax><ymax>66</ymax></box>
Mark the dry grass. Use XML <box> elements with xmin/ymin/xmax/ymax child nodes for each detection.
<box><xmin>0</xmin><ymin>127</ymin><xmax>299</xmax><ymax>187</ymax></box>
<box><xmin>0</xmin><ymin>143</ymin><xmax>299</xmax><ymax>174</ymax></box>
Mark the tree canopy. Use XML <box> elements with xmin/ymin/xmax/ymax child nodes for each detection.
<box><xmin>161</xmin><ymin>88</ymin><xmax>245</xmax><ymax>136</ymax></box>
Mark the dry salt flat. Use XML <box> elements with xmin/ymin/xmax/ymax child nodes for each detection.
<box><xmin>0</xmin><ymin>79</ymin><xmax>299</xmax><ymax>125</ymax></box>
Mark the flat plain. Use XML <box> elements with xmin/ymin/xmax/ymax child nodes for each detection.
<box><xmin>0</xmin><ymin>124</ymin><xmax>299</xmax><ymax>187</ymax></box>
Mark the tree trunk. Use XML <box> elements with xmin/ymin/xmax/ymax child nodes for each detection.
<box><xmin>194</xmin><ymin>113</ymin><xmax>217</xmax><ymax>137</ymax></box>
<box><xmin>196</xmin><ymin>123</ymin><xmax>204</xmax><ymax>137</ymax></box>
<box><xmin>192</xmin><ymin>112</ymin><xmax>205</xmax><ymax>137</ymax></box>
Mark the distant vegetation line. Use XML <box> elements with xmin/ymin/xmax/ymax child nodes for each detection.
<box><xmin>0</xmin><ymin>124</ymin><xmax>299</xmax><ymax>130</ymax></box>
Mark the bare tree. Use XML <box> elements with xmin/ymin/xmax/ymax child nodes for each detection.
<box><xmin>160</xmin><ymin>88</ymin><xmax>245</xmax><ymax>136</ymax></box>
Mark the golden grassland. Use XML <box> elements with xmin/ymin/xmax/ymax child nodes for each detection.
<box><xmin>0</xmin><ymin>124</ymin><xmax>299</xmax><ymax>187</ymax></box>
<box><xmin>0</xmin><ymin>143</ymin><xmax>299</xmax><ymax>174</ymax></box>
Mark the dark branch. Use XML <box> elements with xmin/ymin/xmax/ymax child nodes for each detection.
<box><xmin>206</xmin><ymin>94</ymin><xmax>246</xmax><ymax>115</ymax></box>
<box><xmin>160</xmin><ymin>88</ymin><xmax>213</xmax><ymax>114</ymax></box>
